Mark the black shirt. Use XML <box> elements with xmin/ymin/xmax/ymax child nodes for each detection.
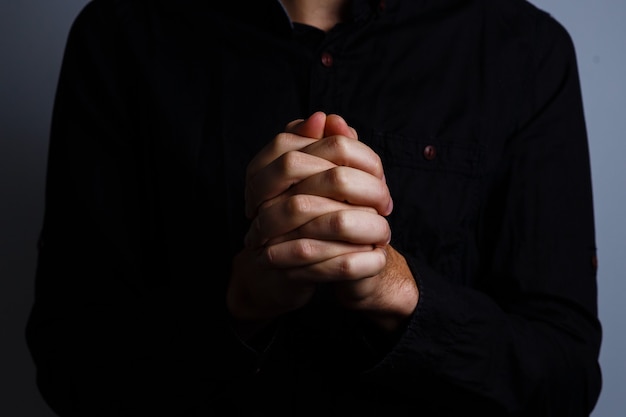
<box><xmin>26</xmin><ymin>0</ymin><xmax>602</xmax><ymax>416</ymax></box>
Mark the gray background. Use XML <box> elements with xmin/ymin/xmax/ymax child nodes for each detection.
<box><xmin>0</xmin><ymin>1</ymin><xmax>623</xmax><ymax>416</ymax></box>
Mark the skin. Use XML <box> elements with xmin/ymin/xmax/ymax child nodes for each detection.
<box><xmin>227</xmin><ymin>112</ymin><xmax>419</xmax><ymax>339</ymax></box>
<box><xmin>279</xmin><ymin>0</ymin><xmax>351</xmax><ymax>32</ymax></box>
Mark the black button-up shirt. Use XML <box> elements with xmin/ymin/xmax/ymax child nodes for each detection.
<box><xmin>26</xmin><ymin>0</ymin><xmax>602</xmax><ymax>416</ymax></box>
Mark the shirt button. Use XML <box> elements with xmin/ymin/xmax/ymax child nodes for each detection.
<box><xmin>423</xmin><ymin>145</ymin><xmax>437</xmax><ymax>160</ymax></box>
<box><xmin>321</xmin><ymin>52</ymin><xmax>334</xmax><ymax>67</ymax></box>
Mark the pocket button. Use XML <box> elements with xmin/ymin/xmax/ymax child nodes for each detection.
<box><xmin>423</xmin><ymin>145</ymin><xmax>437</xmax><ymax>161</ymax></box>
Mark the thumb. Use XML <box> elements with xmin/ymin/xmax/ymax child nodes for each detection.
<box><xmin>284</xmin><ymin>111</ymin><xmax>327</xmax><ymax>139</ymax></box>
<box><xmin>324</xmin><ymin>114</ymin><xmax>358</xmax><ymax>140</ymax></box>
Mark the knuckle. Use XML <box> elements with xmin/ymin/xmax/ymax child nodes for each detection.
<box><xmin>280</xmin><ymin>150</ymin><xmax>302</xmax><ymax>173</ymax></box>
<box><xmin>286</xmin><ymin>194</ymin><xmax>313</xmax><ymax>216</ymax></box>
<box><xmin>326</xmin><ymin>166</ymin><xmax>351</xmax><ymax>189</ymax></box>
<box><xmin>275</xmin><ymin>132</ymin><xmax>293</xmax><ymax>145</ymax></box>
<box><xmin>326</xmin><ymin>135</ymin><xmax>351</xmax><ymax>158</ymax></box>
<box><xmin>329</xmin><ymin>210</ymin><xmax>350</xmax><ymax>234</ymax></box>
<box><xmin>293</xmin><ymin>239</ymin><xmax>315</xmax><ymax>260</ymax></box>
<box><xmin>336</xmin><ymin>255</ymin><xmax>357</xmax><ymax>277</ymax></box>
<box><xmin>261</xmin><ymin>245</ymin><xmax>276</xmax><ymax>265</ymax></box>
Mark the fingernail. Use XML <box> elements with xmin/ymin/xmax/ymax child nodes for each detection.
<box><xmin>386</xmin><ymin>198</ymin><xmax>394</xmax><ymax>215</ymax></box>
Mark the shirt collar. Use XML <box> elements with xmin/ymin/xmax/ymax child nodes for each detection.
<box><xmin>177</xmin><ymin>0</ymin><xmax>396</xmax><ymax>40</ymax></box>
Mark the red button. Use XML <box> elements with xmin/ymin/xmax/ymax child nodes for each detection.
<box><xmin>423</xmin><ymin>145</ymin><xmax>437</xmax><ymax>160</ymax></box>
<box><xmin>321</xmin><ymin>52</ymin><xmax>334</xmax><ymax>67</ymax></box>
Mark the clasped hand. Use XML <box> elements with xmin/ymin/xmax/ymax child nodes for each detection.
<box><xmin>227</xmin><ymin>112</ymin><xmax>418</xmax><ymax>335</ymax></box>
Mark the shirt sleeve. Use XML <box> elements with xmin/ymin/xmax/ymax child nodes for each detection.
<box><xmin>362</xmin><ymin>11</ymin><xmax>602</xmax><ymax>417</ymax></box>
<box><xmin>25</xmin><ymin>2</ymin><xmax>261</xmax><ymax>415</ymax></box>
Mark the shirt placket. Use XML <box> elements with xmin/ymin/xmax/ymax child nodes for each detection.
<box><xmin>309</xmin><ymin>37</ymin><xmax>342</xmax><ymax>114</ymax></box>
